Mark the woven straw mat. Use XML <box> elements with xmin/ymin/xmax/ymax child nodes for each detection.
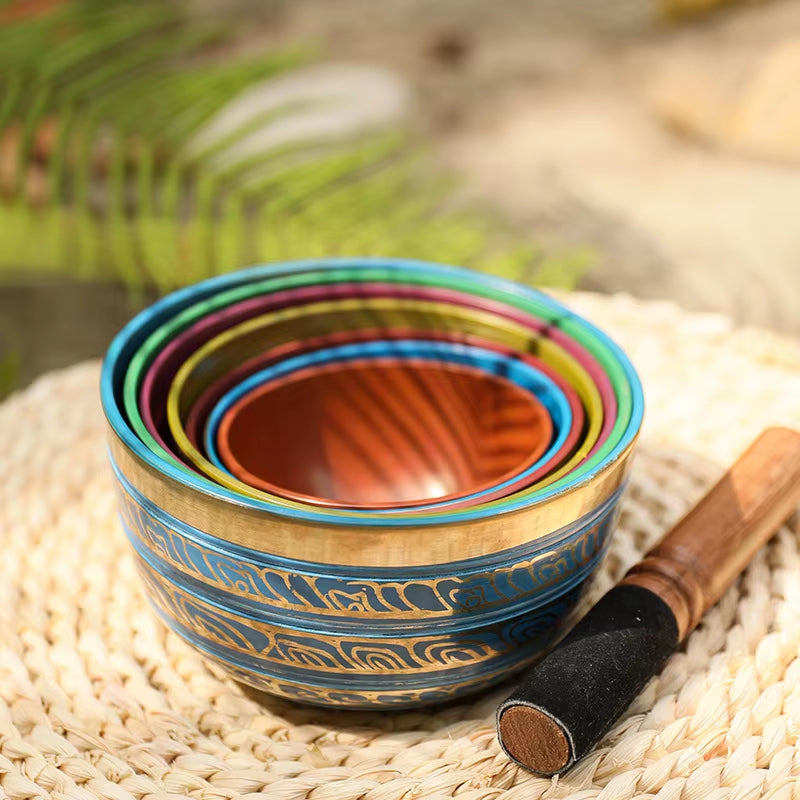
<box><xmin>2</xmin><ymin>291</ymin><xmax>800</xmax><ymax>800</ymax></box>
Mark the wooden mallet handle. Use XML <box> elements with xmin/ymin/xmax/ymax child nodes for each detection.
<box><xmin>623</xmin><ymin>427</ymin><xmax>800</xmax><ymax>639</ymax></box>
<box><xmin>498</xmin><ymin>427</ymin><xmax>800</xmax><ymax>775</ymax></box>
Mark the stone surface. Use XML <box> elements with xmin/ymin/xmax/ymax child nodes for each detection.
<box><xmin>445</xmin><ymin>90</ymin><xmax>800</xmax><ymax>335</ymax></box>
<box><xmin>651</xmin><ymin>36</ymin><xmax>800</xmax><ymax>164</ymax></box>
<box><xmin>435</xmin><ymin>0</ymin><xmax>800</xmax><ymax>335</ymax></box>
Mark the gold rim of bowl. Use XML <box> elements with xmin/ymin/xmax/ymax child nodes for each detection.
<box><xmin>109</xmin><ymin>429</ymin><xmax>636</xmax><ymax>567</ymax></box>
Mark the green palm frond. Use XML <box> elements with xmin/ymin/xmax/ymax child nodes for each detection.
<box><xmin>0</xmin><ymin>0</ymin><xmax>580</xmax><ymax>293</ymax></box>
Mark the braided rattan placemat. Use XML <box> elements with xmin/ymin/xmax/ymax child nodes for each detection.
<box><xmin>2</xmin><ymin>293</ymin><xmax>800</xmax><ymax>800</ymax></box>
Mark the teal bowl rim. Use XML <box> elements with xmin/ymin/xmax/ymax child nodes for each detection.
<box><xmin>101</xmin><ymin>257</ymin><xmax>643</xmax><ymax>528</ymax></box>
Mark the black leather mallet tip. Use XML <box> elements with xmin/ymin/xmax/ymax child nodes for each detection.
<box><xmin>497</xmin><ymin>584</ymin><xmax>679</xmax><ymax>775</ymax></box>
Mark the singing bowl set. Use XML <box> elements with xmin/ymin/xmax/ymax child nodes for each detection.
<box><xmin>101</xmin><ymin>258</ymin><xmax>643</xmax><ymax>709</ymax></box>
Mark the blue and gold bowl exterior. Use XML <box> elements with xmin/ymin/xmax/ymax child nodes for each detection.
<box><xmin>113</xmin><ymin>458</ymin><xmax>624</xmax><ymax>708</ymax></box>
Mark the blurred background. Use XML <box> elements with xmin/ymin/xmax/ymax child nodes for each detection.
<box><xmin>1</xmin><ymin>0</ymin><xmax>798</xmax><ymax>396</ymax></box>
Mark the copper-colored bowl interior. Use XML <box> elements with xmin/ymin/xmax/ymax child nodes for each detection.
<box><xmin>217</xmin><ymin>358</ymin><xmax>554</xmax><ymax>508</ymax></box>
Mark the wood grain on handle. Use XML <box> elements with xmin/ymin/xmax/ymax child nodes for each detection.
<box><xmin>623</xmin><ymin>427</ymin><xmax>800</xmax><ymax>640</ymax></box>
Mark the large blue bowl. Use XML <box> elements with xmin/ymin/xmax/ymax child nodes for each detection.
<box><xmin>102</xmin><ymin>258</ymin><xmax>643</xmax><ymax>708</ymax></box>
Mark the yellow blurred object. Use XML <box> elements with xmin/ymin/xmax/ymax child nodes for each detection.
<box><xmin>662</xmin><ymin>0</ymin><xmax>759</xmax><ymax>18</ymax></box>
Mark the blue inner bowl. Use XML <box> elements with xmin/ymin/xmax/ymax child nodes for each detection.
<box><xmin>204</xmin><ymin>339</ymin><xmax>573</xmax><ymax>508</ymax></box>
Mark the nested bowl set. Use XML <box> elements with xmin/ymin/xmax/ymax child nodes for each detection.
<box><xmin>101</xmin><ymin>258</ymin><xmax>643</xmax><ymax>709</ymax></box>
